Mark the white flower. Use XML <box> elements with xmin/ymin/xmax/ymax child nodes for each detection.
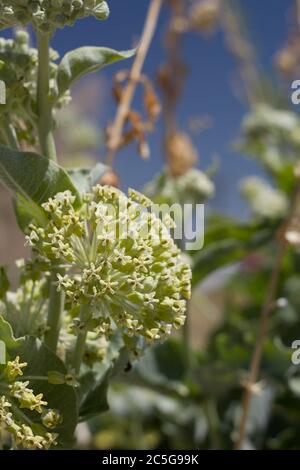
<box><xmin>28</xmin><ymin>185</ymin><xmax>192</xmax><ymax>346</ymax></box>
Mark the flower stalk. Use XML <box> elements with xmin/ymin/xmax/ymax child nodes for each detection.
<box><xmin>36</xmin><ymin>31</ymin><xmax>65</xmax><ymax>351</ymax></box>
<box><xmin>234</xmin><ymin>180</ymin><xmax>300</xmax><ymax>449</ymax></box>
<box><xmin>37</xmin><ymin>31</ymin><xmax>57</xmax><ymax>161</ymax></box>
<box><xmin>44</xmin><ymin>269</ymin><xmax>65</xmax><ymax>352</ymax></box>
<box><xmin>2</xmin><ymin>116</ymin><xmax>18</xmax><ymax>149</ymax></box>
<box><xmin>71</xmin><ymin>304</ymin><xmax>89</xmax><ymax>375</ymax></box>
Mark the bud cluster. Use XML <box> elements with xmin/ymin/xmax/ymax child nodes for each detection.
<box><xmin>145</xmin><ymin>168</ymin><xmax>215</xmax><ymax>206</ymax></box>
<box><xmin>0</xmin><ymin>0</ymin><xmax>109</xmax><ymax>33</ymax></box>
<box><xmin>0</xmin><ymin>356</ymin><xmax>60</xmax><ymax>449</ymax></box>
<box><xmin>0</xmin><ymin>31</ymin><xmax>69</xmax><ymax>145</ymax></box>
<box><xmin>241</xmin><ymin>176</ymin><xmax>288</xmax><ymax>220</ymax></box>
<box><xmin>26</xmin><ymin>186</ymin><xmax>192</xmax><ymax>346</ymax></box>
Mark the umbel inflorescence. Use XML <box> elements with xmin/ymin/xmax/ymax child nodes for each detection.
<box><xmin>0</xmin><ymin>0</ymin><xmax>109</xmax><ymax>33</ymax></box>
<box><xmin>0</xmin><ymin>31</ymin><xmax>69</xmax><ymax>145</ymax></box>
<box><xmin>0</xmin><ymin>356</ymin><xmax>61</xmax><ymax>449</ymax></box>
<box><xmin>26</xmin><ymin>186</ymin><xmax>192</xmax><ymax>347</ymax></box>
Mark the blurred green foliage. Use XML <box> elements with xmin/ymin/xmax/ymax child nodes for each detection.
<box><xmin>85</xmin><ymin>104</ymin><xmax>300</xmax><ymax>450</ymax></box>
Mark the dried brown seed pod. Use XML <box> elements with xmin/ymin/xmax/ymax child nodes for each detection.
<box><xmin>144</xmin><ymin>83</ymin><xmax>161</xmax><ymax>123</ymax></box>
<box><xmin>157</xmin><ymin>64</ymin><xmax>175</xmax><ymax>100</ymax></box>
<box><xmin>275</xmin><ymin>47</ymin><xmax>298</xmax><ymax>76</ymax></box>
<box><xmin>166</xmin><ymin>131</ymin><xmax>198</xmax><ymax>176</ymax></box>
<box><xmin>190</xmin><ymin>0</ymin><xmax>220</xmax><ymax>35</ymax></box>
<box><xmin>100</xmin><ymin>170</ymin><xmax>120</xmax><ymax>187</ymax></box>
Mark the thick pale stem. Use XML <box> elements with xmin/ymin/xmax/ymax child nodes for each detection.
<box><xmin>71</xmin><ymin>304</ymin><xmax>89</xmax><ymax>375</ymax></box>
<box><xmin>37</xmin><ymin>32</ymin><xmax>57</xmax><ymax>161</ymax></box>
<box><xmin>2</xmin><ymin>117</ymin><xmax>19</xmax><ymax>149</ymax></box>
<box><xmin>37</xmin><ymin>32</ymin><xmax>64</xmax><ymax>352</ymax></box>
<box><xmin>182</xmin><ymin>300</ymin><xmax>191</xmax><ymax>371</ymax></box>
<box><xmin>44</xmin><ymin>270</ymin><xmax>65</xmax><ymax>352</ymax></box>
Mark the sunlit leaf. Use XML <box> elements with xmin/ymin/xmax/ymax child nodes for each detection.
<box><xmin>57</xmin><ymin>47</ymin><xmax>135</xmax><ymax>95</ymax></box>
<box><xmin>0</xmin><ymin>145</ymin><xmax>81</xmax><ymax>231</ymax></box>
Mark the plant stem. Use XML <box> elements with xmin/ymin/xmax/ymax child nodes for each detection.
<box><xmin>234</xmin><ymin>244</ymin><xmax>285</xmax><ymax>450</ymax></box>
<box><xmin>161</xmin><ymin>0</ymin><xmax>187</xmax><ymax>139</ymax></box>
<box><xmin>297</xmin><ymin>0</ymin><xmax>300</xmax><ymax>28</ymax></box>
<box><xmin>37</xmin><ymin>32</ymin><xmax>64</xmax><ymax>352</ymax></box>
<box><xmin>234</xmin><ymin>181</ymin><xmax>300</xmax><ymax>449</ymax></box>
<box><xmin>44</xmin><ymin>269</ymin><xmax>65</xmax><ymax>352</ymax></box>
<box><xmin>37</xmin><ymin>31</ymin><xmax>57</xmax><ymax>161</ymax></box>
<box><xmin>0</xmin><ymin>383</ymin><xmax>9</xmax><ymax>392</ymax></box>
<box><xmin>2</xmin><ymin>116</ymin><xmax>19</xmax><ymax>149</ymax></box>
<box><xmin>12</xmin><ymin>404</ymin><xmax>34</xmax><ymax>427</ymax></box>
<box><xmin>220</xmin><ymin>1</ymin><xmax>264</xmax><ymax>106</ymax></box>
<box><xmin>71</xmin><ymin>304</ymin><xmax>90</xmax><ymax>375</ymax></box>
<box><xmin>105</xmin><ymin>0</ymin><xmax>162</xmax><ymax>166</ymax></box>
<box><xmin>21</xmin><ymin>376</ymin><xmax>49</xmax><ymax>381</ymax></box>
<box><xmin>203</xmin><ymin>398</ymin><xmax>222</xmax><ymax>449</ymax></box>
<box><xmin>182</xmin><ymin>298</ymin><xmax>191</xmax><ymax>372</ymax></box>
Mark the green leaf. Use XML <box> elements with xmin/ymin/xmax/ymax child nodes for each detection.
<box><xmin>289</xmin><ymin>376</ymin><xmax>300</xmax><ymax>397</ymax></box>
<box><xmin>68</xmin><ymin>163</ymin><xmax>109</xmax><ymax>194</ymax></box>
<box><xmin>136</xmin><ymin>339</ymin><xmax>186</xmax><ymax>383</ymax></box>
<box><xmin>78</xmin><ymin>336</ymin><xmax>129</xmax><ymax>422</ymax></box>
<box><xmin>0</xmin><ymin>315</ymin><xmax>23</xmax><ymax>351</ymax></box>
<box><xmin>132</xmin><ymin>340</ymin><xmax>189</xmax><ymax>397</ymax></box>
<box><xmin>57</xmin><ymin>47</ymin><xmax>135</xmax><ymax>95</ymax></box>
<box><xmin>79</xmin><ymin>368</ymin><xmax>110</xmax><ymax>422</ymax></box>
<box><xmin>191</xmin><ymin>218</ymin><xmax>275</xmax><ymax>286</ymax></box>
<box><xmin>17</xmin><ymin>337</ymin><xmax>78</xmax><ymax>449</ymax></box>
<box><xmin>0</xmin><ymin>144</ymin><xmax>81</xmax><ymax>230</ymax></box>
<box><xmin>14</xmin><ymin>195</ymin><xmax>47</xmax><ymax>232</ymax></box>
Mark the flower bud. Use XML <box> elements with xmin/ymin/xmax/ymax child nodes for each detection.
<box><xmin>0</xmin><ymin>0</ymin><xmax>110</xmax><ymax>32</ymax></box>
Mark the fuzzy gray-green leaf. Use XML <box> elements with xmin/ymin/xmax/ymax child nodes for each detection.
<box><xmin>0</xmin><ymin>144</ymin><xmax>81</xmax><ymax>230</ymax></box>
<box><xmin>57</xmin><ymin>46</ymin><xmax>135</xmax><ymax>95</ymax></box>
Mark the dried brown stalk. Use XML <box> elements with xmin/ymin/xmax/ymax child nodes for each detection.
<box><xmin>105</xmin><ymin>0</ymin><xmax>163</xmax><ymax>167</ymax></box>
<box><xmin>234</xmin><ymin>180</ymin><xmax>300</xmax><ymax>450</ymax></box>
<box><xmin>111</xmin><ymin>71</ymin><xmax>161</xmax><ymax>159</ymax></box>
<box><xmin>297</xmin><ymin>0</ymin><xmax>300</xmax><ymax>28</ymax></box>
<box><xmin>159</xmin><ymin>0</ymin><xmax>187</xmax><ymax>138</ymax></box>
<box><xmin>220</xmin><ymin>0</ymin><xmax>264</xmax><ymax>106</ymax></box>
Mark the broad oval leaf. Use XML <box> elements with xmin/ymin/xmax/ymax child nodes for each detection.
<box><xmin>68</xmin><ymin>163</ymin><xmax>109</xmax><ymax>194</ymax></box>
<box><xmin>57</xmin><ymin>46</ymin><xmax>135</xmax><ymax>95</ymax></box>
<box><xmin>191</xmin><ymin>218</ymin><xmax>275</xmax><ymax>286</ymax></box>
<box><xmin>78</xmin><ymin>336</ymin><xmax>129</xmax><ymax>422</ymax></box>
<box><xmin>0</xmin><ymin>144</ymin><xmax>81</xmax><ymax>230</ymax></box>
<box><xmin>79</xmin><ymin>368</ymin><xmax>110</xmax><ymax>422</ymax></box>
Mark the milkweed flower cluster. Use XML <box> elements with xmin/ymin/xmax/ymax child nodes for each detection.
<box><xmin>145</xmin><ymin>168</ymin><xmax>215</xmax><ymax>205</ymax></box>
<box><xmin>0</xmin><ymin>31</ymin><xmax>69</xmax><ymax>145</ymax></box>
<box><xmin>0</xmin><ymin>356</ymin><xmax>60</xmax><ymax>449</ymax></box>
<box><xmin>240</xmin><ymin>176</ymin><xmax>288</xmax><ymax>220</ymax></box>
<box><xmin>0</xmin><ymin>0</ymin><xmax>109</xmax><ymax>33</ymax></box>
<box><xmin>26</xmin><ymin>186</ymin><xmax>192</xmax><ymax>346</ymax></box>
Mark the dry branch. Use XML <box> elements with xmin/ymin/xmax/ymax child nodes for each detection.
<box><xmin>105</xmin><ymin>0</ymin><xmax>162</xmax><ymax>167</ymax></box>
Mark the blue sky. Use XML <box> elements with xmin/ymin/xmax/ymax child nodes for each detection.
<box><xmin>2</xmin><ymin>0</ymin><xmax>296</xmax><ymax>216</ymax></box>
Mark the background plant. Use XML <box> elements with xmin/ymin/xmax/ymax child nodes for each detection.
<box><xmin>1</xmin><ymin>0</ymin><xmax>300</xmax><ymax>451</ymax></box>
